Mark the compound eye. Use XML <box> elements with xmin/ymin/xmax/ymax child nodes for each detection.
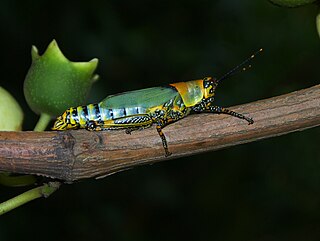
<box><xmin>203</xmin><ymin>80</ymin><xmax>209</xmax><ymax>88</ymax></box>
<box><xmin>203</xmin><ymin>77</ymin><xmax>213</xmax><ymax>88</ymax></box>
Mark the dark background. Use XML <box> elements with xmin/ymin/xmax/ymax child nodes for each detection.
<box><xmin>1</xmin><ymin>1</ymin><xmax>320</xmax><ymax>240</ymax></box>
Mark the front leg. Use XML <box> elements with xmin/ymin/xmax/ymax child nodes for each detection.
<box><xmin>208</xmin><ymin>106</ymin><xmax>254</xmax><ymax>124</ymax></box>
<box><xmin>192</xmin><ymin>102</ymin><xmax>253</xmax><ymax>124</ymax></box>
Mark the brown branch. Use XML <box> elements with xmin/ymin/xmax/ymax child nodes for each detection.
<box><xmin>0</xmin><ymin>84</ymin><xmax>319</xmax><ymax>182</ymax></box>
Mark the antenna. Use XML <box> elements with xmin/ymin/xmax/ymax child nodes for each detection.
<box><xmin>216</xmin><ymin>48</ymin><xmax>263</xmax><ymax>84</ymax></box>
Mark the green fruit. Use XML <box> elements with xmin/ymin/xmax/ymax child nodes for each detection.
<box><xmin>24</xmin><ymin>40</ymin><xmax>99</xmax><ymax>117</ymax></box>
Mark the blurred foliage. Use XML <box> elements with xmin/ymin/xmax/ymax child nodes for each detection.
<box><xmin>0</xmin><ymin>0</ymin><xmax>319</xmax><ymax>241</ymax></box>
<box><xmin>269</xmin><ymin>0</ymin><xmax>318</xmax><ymax>7</ymax></box>
<box><xmin>0</xmin><ymin>87</ymin><xmax>23</xmax><ymax>131</ymax></box>
<box><xmin>317</xmin><ymin>10</ymin><xmax>320</xmax><ymax>37</ymax></box>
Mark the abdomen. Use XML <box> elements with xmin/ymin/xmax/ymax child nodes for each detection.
<box><xmin>73</xmin><ymin>103</ymin><xmax>148</xmax><ymax>128</ymax></box>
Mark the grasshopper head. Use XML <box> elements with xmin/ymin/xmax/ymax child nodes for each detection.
<box><xmin>203</xmin><ymin>76</ymin><xmax>217</xmax><ymax>99</ymax></box>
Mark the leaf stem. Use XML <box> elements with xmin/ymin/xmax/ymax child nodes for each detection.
<box><xmin>0</xmin><ymin>182</ymin><xmax>61</xmax><ymax>215</ymax></box>
<box><xmin>34</xmin><ymin>113</ymin><xmax>52</xmax><ymax>131</ymax></box>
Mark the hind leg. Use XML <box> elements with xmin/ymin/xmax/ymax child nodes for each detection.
<box><xmin>85</xmin><ymin>114</ymin><xmax>153</xmax><ymax>131</ymax></box>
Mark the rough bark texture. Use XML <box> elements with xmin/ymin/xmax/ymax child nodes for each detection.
<box><xmin>0</xmin><ymin>84</ymin><xmax>319</xmax><ymax>182</ymax></box>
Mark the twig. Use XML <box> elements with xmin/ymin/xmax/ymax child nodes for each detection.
<box><xmin>0</xmin><ymin>182</ymin><xmax>60</xmax><ymax>215</ymax></box>
<box><xmin>0</xmin><ymin>84</ymin><xmax>319</xmax><ymax>182</ymax></box>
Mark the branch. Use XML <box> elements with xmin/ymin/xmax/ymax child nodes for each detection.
<box><xmin>0</xmin><ymin>84</ymin><xmax>319</xmax><ymax>182</ymax></box>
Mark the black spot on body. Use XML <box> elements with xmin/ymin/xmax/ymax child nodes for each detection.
<box><xmin>82</xmin><ymin>106</ymin><xmax>89</xmax><ymax>121</ymax></box>
<box><xmin>94</xmin><ymin>104</ymin><xmax>101</xmax><ymax>121</ymax></box>
<box><xmin>109</xmin><ymin>109</ymin><xmax>114</xmax><ymax>119</ymax></box>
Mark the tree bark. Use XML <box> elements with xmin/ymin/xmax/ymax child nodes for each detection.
<box><xmin>0</xmin><ymin>84</ymin><xmax>319</xmax><ymax>182</ymax></box>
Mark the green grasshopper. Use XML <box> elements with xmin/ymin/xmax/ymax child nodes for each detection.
<box><xmin>53</xmin><ymin>49</ymin><xmax>261</xmax><ymax>156</ymax></box>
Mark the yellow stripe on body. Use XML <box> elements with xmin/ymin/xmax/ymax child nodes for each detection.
<box><xmin>68</xmin><ymin>107</ymin><xmax>77</xmax><ymax>125</ymax></box>
<box><xmin>87</xmin><ymin>104</ymin><xmax>97</xmax><ymax>120</ymax></box>
<box><xmin>77</xmin><ymin>106</ymin><xmax>87</xmax><ymax>127</ymax></box>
